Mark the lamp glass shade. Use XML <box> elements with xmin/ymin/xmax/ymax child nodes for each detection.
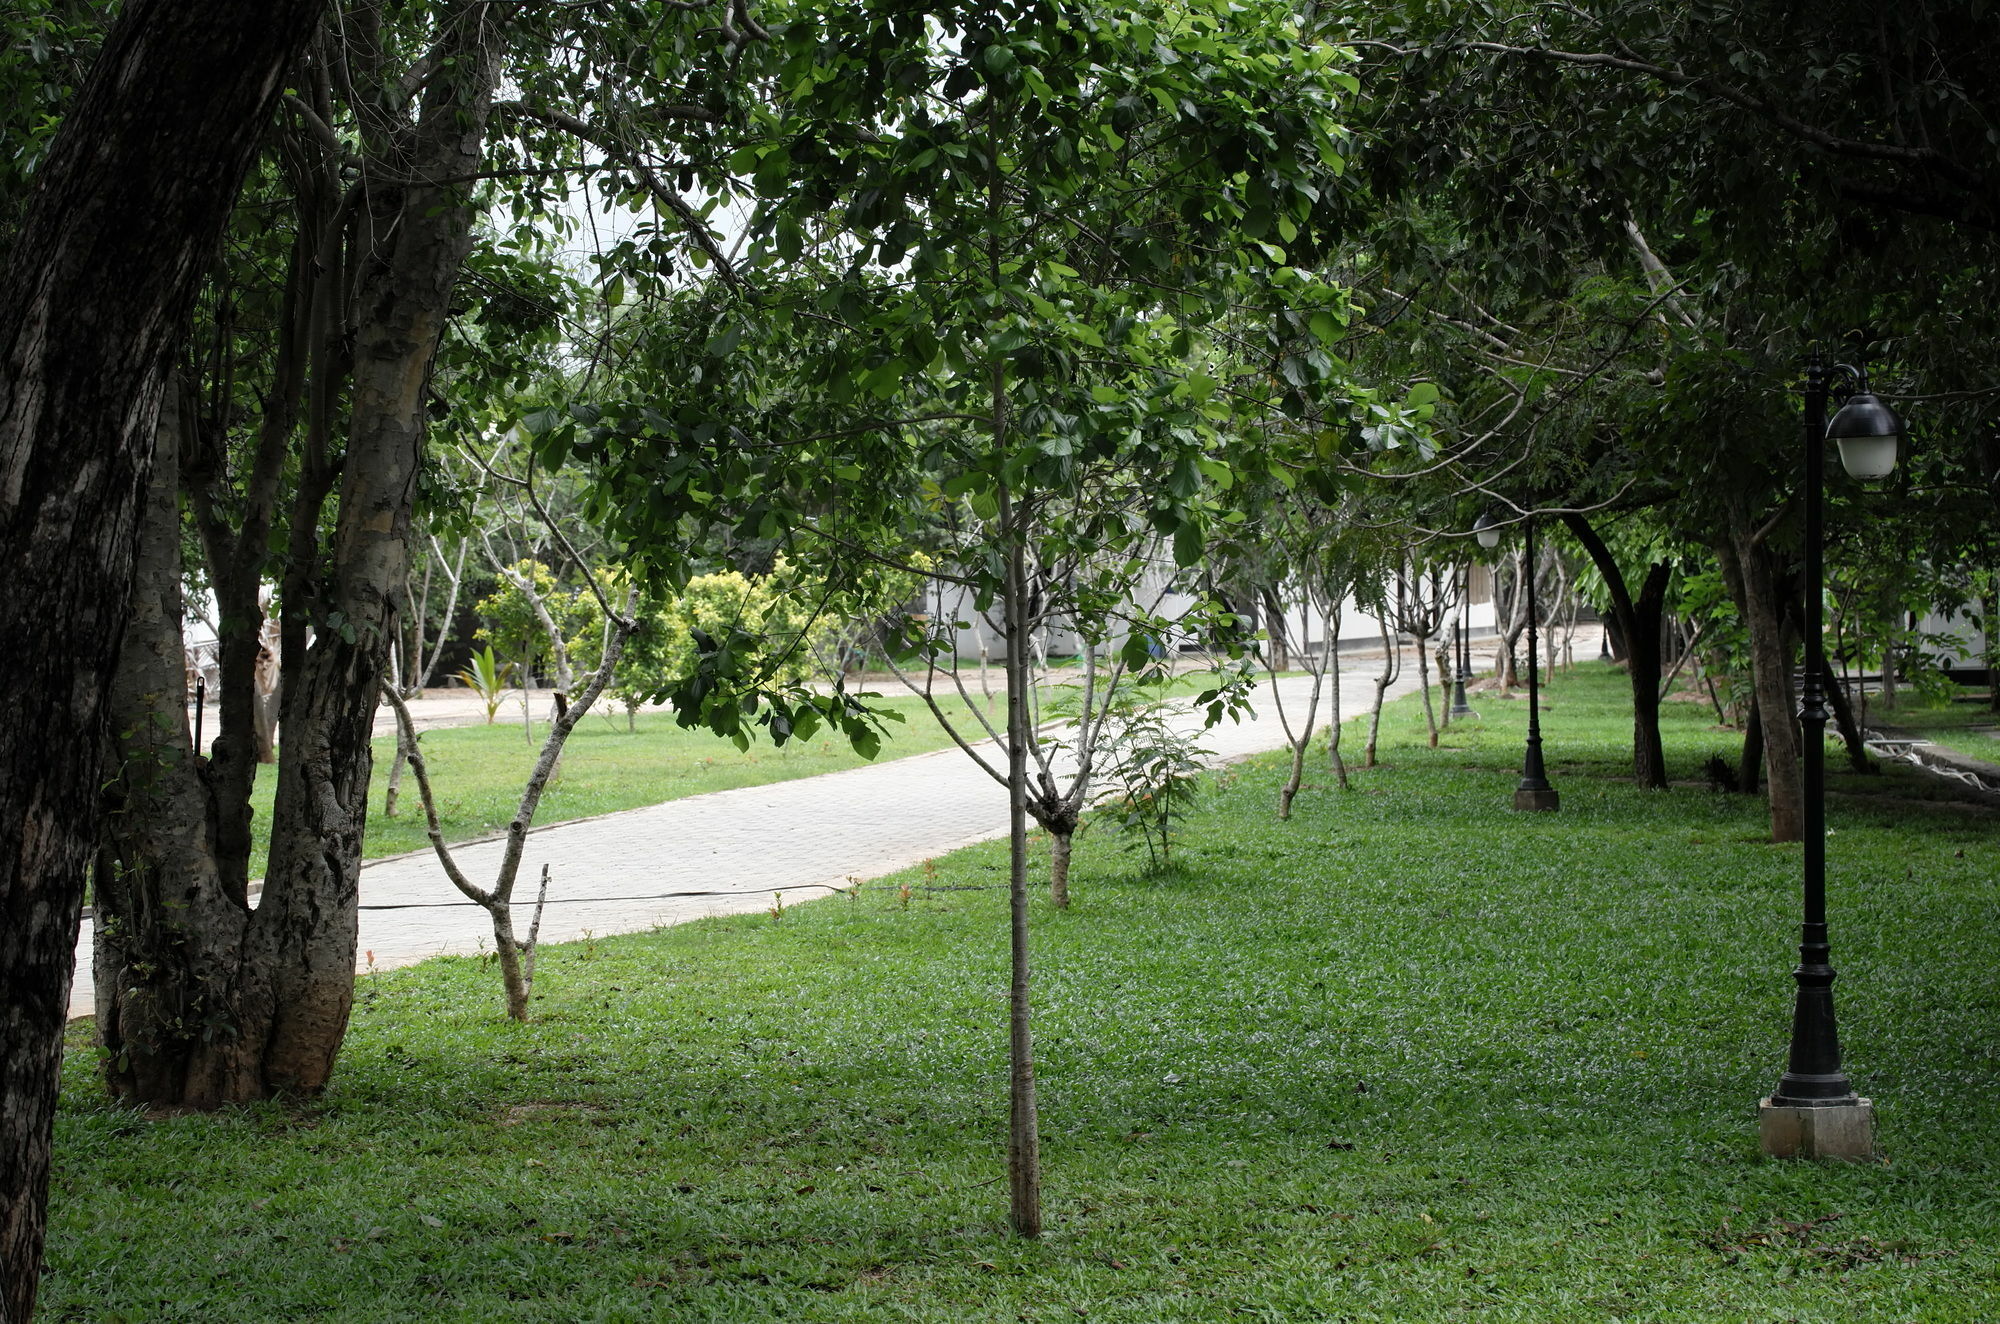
<box><xmin>1826</xmin><ymin>392</ymin><xmax>1901</xmax><ymax>479</ymax></box>
<box><xmin>1473</xmin><ymin>512</ymin><xmax>1502</xmax><ymax>549</ymax></box>
<box><xmin>1835</xmin><ymin>434</ymin><xmax>1898</xmax><ymax>480</ymax></box>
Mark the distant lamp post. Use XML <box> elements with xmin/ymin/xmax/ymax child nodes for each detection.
<box><xmin>1760</xmin><ymin>354</ymin><xmax>1902</xmax><ymax>1161</ymax></box>
<box><xmin>1474</xmin><ymin>511</ymin><xmax>1557</xmax><ymax>811</ymax></box>
<box><xmin>1449</xmin><ymin>562</ymin><xmax>1476</xmax><ymax>720</ymax></box>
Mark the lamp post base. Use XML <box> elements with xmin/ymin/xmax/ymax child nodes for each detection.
<box><xmin>1758</xmin><ymin>1097</ymin><xmax>1875</xmax><ymax>1160</ymax></box>
<box><xmin>1513</xmin><ymin>785</ymin><xmax>1560</xmax><ymax>812</ymax></box>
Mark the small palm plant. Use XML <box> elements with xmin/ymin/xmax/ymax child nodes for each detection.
<box><xmin>455</xmin><ymin>645</ymin><xmax>515</xmax><ymax>724</ymax></box>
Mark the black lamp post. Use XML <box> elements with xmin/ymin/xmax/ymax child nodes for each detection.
<box><xmin>1477</xmin><ymin>512</ymin><xmax>1558</xmax><ymax>811</ymax></box>
<box><xmin>1449</xmin><ymin>561</ymin><xmax>1476</xmax><ymax>720</ymax></box>
<box><xmin>1759</xmin><ymin>353</ymin><xmax>1901</xmax><ymax>1160</ymax></box>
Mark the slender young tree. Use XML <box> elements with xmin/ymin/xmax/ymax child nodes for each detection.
<box><xmin>564</xmin><ymin>0</ymin><xmax>1356</xmax><ymax>1237</ymax></box>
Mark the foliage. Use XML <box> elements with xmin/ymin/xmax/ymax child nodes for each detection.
<box><xmin>453</xmin><ymin>646</ymin><xmax>515</xmax><ymax>725</ymax></box>
<box><xmin>543</xmin><ymin>0</ymin><xmax>1364</xmax><ymax>751</ymax></box>
<box><xmin>474</xmin><ymin>560</ymin><xmax>602</xmax><ymax>684</ymax></box>
<box><xmin>1095</xmin><ymin>686</ymin><xmax>1210</xmax><ymax>872</ymax></box>
<box><xmin>43</xmin><ymin>667</ymin><xmax>2000</xmax><ymax>1318</ymax></box>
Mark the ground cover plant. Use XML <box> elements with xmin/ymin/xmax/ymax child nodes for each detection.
<box><xmin>45</xmin><ymin>665</ymin><xmax>2000</xmax><ymax>1321</ymax></box>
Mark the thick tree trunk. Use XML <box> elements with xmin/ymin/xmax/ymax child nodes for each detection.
<box><xmin>0</xmin><ymin>4</ymin><xmax>325</xmax><ymax>1316</ymax></box>
<box><xmin>1719</xmin><ymin>517</ymin><xmax>1803</xmax><ymax>842</ymax></box>
<box><xmin>242</xmin><ymin>12</ymin><xmax>500</xmax><ymax>1095</ymax></box>
<box><xmin>1563</xmin><ymin>514</ymin><xmax>1671</xmax><ymax>789</ymax></box>
<box><xmin>95</xmin><ymin>5</ymin><xmax>502</xmax><ymax>1106</ymax></box>
<box><xmin>1603</xmin><ymin>610</ymin><xmax>1628</xmax><ymax>663</ymax></box>
<box><xmin>95</xmin><ymin>400</ymin><xmax>265</xmax><ymax>1107</ymax></box>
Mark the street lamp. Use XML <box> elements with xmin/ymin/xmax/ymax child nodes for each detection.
<box><xmin>1759</xmin><ymin>353</ymin><xmax>1902</xmax><ymax>1161</ymax></box>
<box><xmin>1449</xmin><ymin>561</ymin><xmax>1476</xmax><ymax>720</ymax></box>
<box><xmin>1475</xmin><ymin>512</ymin><xmax>1558</xmax><ymax>812</ymax></box>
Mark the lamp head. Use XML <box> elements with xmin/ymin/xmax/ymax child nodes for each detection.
<box><xmin>1826</xmin><ymin>391</ymin><xmax>1902</xmax><ymax>480</ymax></box>
<box><xmin>1473</xmin><ymin>511</ymin><xmax>1503</xmax><ymax>549</ymax></box>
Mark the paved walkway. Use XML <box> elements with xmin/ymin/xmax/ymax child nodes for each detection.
<box><xmin>73</xmin><ymin>664</ymin><xmax>1418</xmax><ymax>1018</ymax></box>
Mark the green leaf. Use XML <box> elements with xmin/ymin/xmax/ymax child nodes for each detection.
<box><xmin>1173</xmin><ymin>522</ymin><xmax>1203</xmax><ymax>567</ymax></box>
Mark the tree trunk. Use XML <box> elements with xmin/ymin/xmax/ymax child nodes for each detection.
<box><xmin>246</xmin><ymin>11</ymin><xmax>500</xmax><ymax>1095</ymax></box>
<box><xmin>1365</xmin><ymin>624</ymin><xmax>1400</xmax><ymax>768</ymax></box>
<box><xmin>1719</xmin><ymin>514</ymin><xmax>1803</xmax><ymax>842</ymax></box>
<box><xmin>96</xmin><ymin>5</ymin><xmax>502</xmax><ymax>1105</ymax></box>
<box><xmin>1820</xmin><ymin>655</ymin><xmax>1876</xmax><ymax>774</ymax></box>
<box><xmin>1276</xmin><ymin>643</ymin><xmax>1327</xmax><ymax>819</ymax></box>
<box><xmin>95</xmin><ymin>396</ymin><xmax>265</xmax><ymax>1107</ymax></box>
<box><xmin>0</xmin><ymin>2</ymin><xmax>326</xmax><ymax>1315</ymax></box>
<box><xmin>385</xmin><ymin>718</ymin><xmax>412</xmax><ymax>818</ymax></box>
<box><xmin>1738</xmin><ymin>696</ymin><xmax>1765</xmax><ymax>794</ymax></box>
<box><xmin>1415</xmin><ymin>633</ymin><xmax>1438</xmax><ymax>746</ymax></box>
<box><xmin>1563</xmin><ymin>514</ymin><xmax>1670</xmax><ymax>789</ymax></box>
<box><xmin>999</xmin><ymin>486</ymin><xmax>1041</xmax><ymax>1239</ymax></box>
<box><xmin>1326</xmin><ymin>621</ymin><xmax>1349</xmax><ymax>790</ymax></box>
<box><xmin>1261</xmin><ymin>583</ymin><xmax>1290</xmax><ymax>672</ymax></box>
<box><xmin>1048</xmin><ymin>830</ymin><xmax>1073</xmax><ymax>909</ymax></box>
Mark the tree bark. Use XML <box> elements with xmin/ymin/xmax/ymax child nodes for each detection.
<box><xmin>1364</xmin><ymin>624</ymin><xmax>1400</xmax><ymax>767</ymax></box>
<box><xmin>95</xmin><ymin>3</ymin><xmax>502</xmax><ymax>1105</ymax></box>
<box><xmin>1276</xmin><ymin>638</ymin><xmax>1327</xmax><ymax>819</ymax></box>
<box><xmin>999</xmin><ymin>487</ymin><xmax>1042</xmax><ymax>1239</ymax></box>
<box><xmin>1048</xmin><ymin>830</ymin><xmax>1073</xmax><ymax>909</ymax></box>
<box><xmin>239</xmin><ymin>5</ymin><xmax>501</xmax><ymax>1095</ymax></box>
<box><xmin>96</xmin><ymin>394</ymin><xmax>260</xmax><ymax>1107</ymax></box>
<box><xmin>1563</xmin><ymin>513</ymin><xmax>1671</xmax><ymax>789</ymax></box>
<box><xmin>1325</xmin><ymin>609</ymin><xmax>1349</xmax><ymax>790</ymax></box>
<box><xmin>1415</xmin><ymin>632</ymin><xmax>1438</xmax><ymax>746</ymax></box>
<box><xmin>0</xmin><ymin>2</ymin><xmax>325</xmax><ymax>1316</ymax></box>
<box><xmin>1738</xmin><ymin>696</ymin><xmax>1765</xmax><ymax>794</ymax></box>
<box><xmin>1820</xmin><ymin>655</ymin><xmax>1876</xmax><ymax>774</ymax></box>
<box><xmin>1718</xmin><ymin>512</ymin><xmax>1804</xmax><ymax>842</ymax></box>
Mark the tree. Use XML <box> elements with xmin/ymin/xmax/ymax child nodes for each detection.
<box><xmin>0</xmin><ymin>2</ymin><xmax>327</xmax><ymax>1314</ymax></box>
<box><xmin>93</xmin><ymin>0</ymin><xmax>506</xmax><ymax>1107</ymax></box>
<box><xmin>563</xmin><ymin>0</ymin><xmax>1357</xmax><ymax>1238</ymax></box>
<box><xmin>90</xmin><ymin>0</ymin><xmax>773</xmax><ymax>1111</ymax></box>
<box><xmin>387</xmin><ymin>465</ymin><xmax>638</xmax><ymax>1022</ymax></box>
<box><xmin>1325</xmin><ymin>0</ymin><xmax>2000</xmax><ymax>836</ymax></box>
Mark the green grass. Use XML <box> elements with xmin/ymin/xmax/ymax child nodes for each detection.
<box><xmin>47</xmin><ymin>664</ymin><xmax>2000</xmax><ymax>1321</ymax></box>
<box><xmin>1857</xmin><ymin>690</ymin><xmax>2000</xmax><ymax>768</ymax></box>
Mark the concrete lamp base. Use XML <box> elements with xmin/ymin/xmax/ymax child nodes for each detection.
<box><xmin>1759</xmin><ymin>1097</ymin><xmax>1875</xmax><ymax>1160</ymax></box>
<box><xmin>1513</xmin><ymin>786</ymin><xmax>1560</xmax><ymax>812</ymax></box>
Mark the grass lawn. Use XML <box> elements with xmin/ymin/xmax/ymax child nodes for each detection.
<box><xmin>47</xmin><ymin>664</ymin><xmax>2000</xmax><ymax>1321</ymax></box>
<box><xmin>1858</xmin><ymin>690</ymin><xmax>2000</xmax><ymax>768</ymax></box>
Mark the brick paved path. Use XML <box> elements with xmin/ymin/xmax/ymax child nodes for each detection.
<box><xmin>71</xmin><ymin>665</ymin><xmax>1418</xmax><ymax>1018</ymax></box>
